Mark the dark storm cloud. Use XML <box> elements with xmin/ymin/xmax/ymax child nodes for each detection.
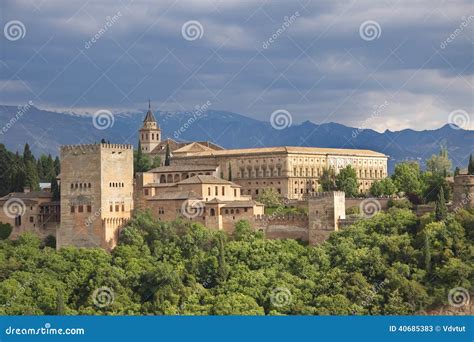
<box><xmin>0</xmin><ymin>0</ymin><xmax>472</xmax><ymax>130</ymax></box>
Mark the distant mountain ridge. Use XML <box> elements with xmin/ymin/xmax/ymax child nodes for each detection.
<box><xmin>0</xmin><ymin>104</ymin><xmax>472</xmax><ymax>173</ymax></box>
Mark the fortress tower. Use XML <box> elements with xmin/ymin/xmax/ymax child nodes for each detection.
<box><xmin>139</xmin><ymin>101</ymin><xmax>161</xmax><ymax>154</ymax></box>
<box><xmin>57</xmin><ymin>143</ymin><xmax>133</xmax><ymax>250</ymax></box>
<box><xmin>307</xmin><ymin>191</ymin><xmax>345</xmax><ymax>245</ymax></box>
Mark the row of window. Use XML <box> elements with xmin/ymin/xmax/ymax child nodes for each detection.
<box><xmin>70</xmin><ymin>205</ymin><xmax>92</xmax><ymax>213</ymax></box>
<box><xmin>70</xmin><ymin>182</ymin><xmax>91</xmax><ymax>189</ymax></box>
<box><xmin>239</xmin><ymin>167</ymin><xmax>282</xmax><ymax>178</ymax></box>
<box><xmin>292</xmin><ymin>157</ymin><xmax>385</xmax><ymax>165</ymax></box>
<box><xmin>239</xmin><ymin>159</ymin><xmax>282</xmax><ymax>164</ymax></box>
<box><xmin>109</xmin><ymin>182</ymin><xmax>125</xmax><ymax>188</ymax></box>
<box><xmin>141</xmin><ymin>133</ymin><xmax>160</xmax><ymax>141</ymax></box>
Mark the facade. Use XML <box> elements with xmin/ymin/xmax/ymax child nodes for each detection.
<box><xmin>452</xmin><ymin>173</ymin><xmax>474</xmax><ymax>211</ymax></box>
<box><xmin>135</xmin><ymin>172</ymin><xmax>264</xmax><ymax>233</ymax></box>
<box><xmin>0</xmin><ymin>189</ymin><xmax>59</xmax><ymax>240</ymax></box>
<box><xmin>170</xmin><ymin>145</ymin><xmax>388</xmax><ymax>199</ymax></box>
<box><xmin>57</xmin><ymin>143</ymin><xmax>133</xmax><ymax>249</ymax></box>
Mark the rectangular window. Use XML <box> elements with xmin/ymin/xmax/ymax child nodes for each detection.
<box><xmin>78</xmin><ymin>205</ymin><xmax>83</xmax><ymax>213</ymax></box>
<box><xmin>110</xmin><ymin>205</ymin><xmax>113</xmax><ymax>212</ymax></box>
<box><xmin>215</xmin><ymin>186</ymin><xmax>218</xmax><ymax>196</ymax></box>
<box><xmin>115</xmin><ymin>205</ymin><xmax>119</xmax><ymax>212</ymax></box>
<box><xmin>222</xmin><ymin>186</ymin><xmax>225</xmax><ymax>196</ymax></box>
<box><xmin>144</xmin><ymin>189</ymin><xmax>149</xmax><ymax>196</ymax></box>
<box><xmin>71</xmin><ymin>206</ymin><xmax>75</xmax><ymax>213</ymax></box>
<box><xmin>87</xmin><ymin>205</ymin><xmax>92</xmax><ymax>213</ymax></box>
<box><xmin>29</xmin><ymin>216</ymin><xmax>34</xmax><ymax>223</ymax></box>
<box><xmin>234</xmin><ymin>189</ymin><xmax>237</xmax><ymax>197</ymax></box>
<box><xmin>122</xmin><ymin>205</ymin><xmax>125</xmax><ymax>211</ymax></box>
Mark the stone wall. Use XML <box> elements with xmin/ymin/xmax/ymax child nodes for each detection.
<box><xmin>58</xmin><ymin>144</ymin><xmax>133</xmax><ymax>250</ymax></box>
<box><xmin>253</xmin><ymin>215</ymin><xmax>309</xmax><ymax>241</ymax></box>
<box><xmin>452</xmin><ymin>174</ymin><xmax>474</xmax><ymax>211</ymax></box>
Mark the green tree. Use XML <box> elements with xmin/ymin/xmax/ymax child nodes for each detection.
<box><xmin>454</xmin><ymin>167</ymin><xmax>460</xmax><ymax>176</ymax></box>
<box><xmin>335</xmin><ymin>165</ymin><xmax>358</xmax><ymax>197</ymax></box>
<box><xmin>392</xmin><ymin>162</ymin><xmax>422</xmax><ymax>199</ymax></box>
<box><xmin>321</xmin><ymin>167</ymin><xmax>337</xmax><ymax>191</ymax></box>
<box><xmin>370</xmin><ymin>181</ymin><xmax>383</xmax><ymax>197</ymax></box>
<box><xmin>164</xmin><ymin>143</ymin><xmax>171</xmax><ymax>166</ymax></box>
<box><xmin>0</xmin><ymin>222</ymin><xmax>13</xmax><ymax>239</ymax></box>
<box><xmin>468</xmin><ymin>154</ymin><xmax>474</xmax><ymax>175</ymax></box>
<box><xmin>434</xmin><ymin>187</ymin><xmax>447</xmax><ymax>221</ymax></box>
<box><xmin>22</xmin><ymin>143</ymin><xmax>39</xmax><ymax>191</ymax></box>
<box><xmin>256</xmin><ymin>188</ymin><xmax>282</xmax><ymax>207</ymax></box>
<box><xmin>426</xmin><ymin>145</ymin><xmax>452</xmax><ymax>176</ymax></box>
<box><xmin>51</xmin><ymin>176</ymin><xmax>60</xmax><ymax>201</ymax></box>
<box><xmin>56</xmin><ymin>288</ymin><xmax>65</xmax><ymax>315</ymax></box>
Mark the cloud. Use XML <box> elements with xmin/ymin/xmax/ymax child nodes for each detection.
<box><xmin>0</xmin><ymin>0</ymin><xmax>472</xmax><ymax>132</ymax></box>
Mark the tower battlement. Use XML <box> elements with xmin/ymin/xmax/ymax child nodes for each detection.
<box><xmin>305</xmin><ymin>191</ymin><xmax>345</xmax><ymax>199</ymax></box>
<box><xmin>60</xmin><ymin>143</ymin><xmax>132</xmax><ymax>152</ymax></box>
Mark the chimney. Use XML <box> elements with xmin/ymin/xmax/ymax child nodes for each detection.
<box><xmin>23</xmin><ymin>186</ymin><xmax>30</xmax><ymax>193</ymax></box>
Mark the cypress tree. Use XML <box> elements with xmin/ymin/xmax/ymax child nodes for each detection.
<box><xmin>217</xmin><ymin>235</ymin><xmax>229</xmax><ymax>284</ymax></box>
<box><xmin>53</xmin><ymin>156</ymin><xmax>60</xmax><ymax>176</ymax></box>
<box><xmin>423</xmin><ymin>232</ymin><xmax>431</xmax><ymax>273</ymax></box>
<box><xmin>228</xmin><ymin>162</ymin><xmax>232</xmax><ymax>181</ymax></box>
<box><xmin>22</xmin><ymin>143</ymin><xmax>39</xmax><ymax>190</ymax></box>
<box><xmin>51</xmin><ymin>176</ymin><xmax>60</xmax><ymax>201</ymax></box>
<box><xmin>164</xmin><ymin>143</ymin><xmax>171</xmax><ymax>166</ymax></box>
<box><xmin>454</xmin><ymin>167</ymin><xmax>460</xmax><ymax>176</ymax></box>
<box><xmin>468</xmin><ymin>154</ymin><xmax>474</xmax><ymax>175</ymax></box>
<box><xmin>434</xmin><ymin>187</ymin><xmax>447</xmax><ymax>221</ymax></box>
<box><xmin>56</xmin><ymin>288</ymin><xmax>65</xmax><ymax>315</ymax></box>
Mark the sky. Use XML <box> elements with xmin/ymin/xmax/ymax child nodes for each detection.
<box><xmin>0</xmin><ymin>0</ymin><xmax>473</xmax><ymax>131</ymax></box>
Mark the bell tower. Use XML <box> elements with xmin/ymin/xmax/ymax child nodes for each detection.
<box><xmin>139</xmin><ymin>100</ymin><xmax>161</xmax><ymax>154</ymax></box>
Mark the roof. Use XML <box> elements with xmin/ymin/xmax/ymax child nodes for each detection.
<box><xmin>148</xmin><ymin>164</ymin><xmax>218</xmax><ymax>173</ymax></box>
<box><xmin>177</xmin><ymin>175</ymin><xmax>238</xmax><ymax>185</ymax></box>
<box><xmin>173</xmin><ymin>142</ymin><xmax>216</xmax><ymax>154</ymax></box>
<box><xmin>143</xmin><ymin>101</ymin><xmax>157</xmax><ymax>123</ymax></box>
<box><xmin>214</xmin><ymin>200</ymin><xmax>263</xmax><ymax>208</ymax></box>
<box><xmin>172</xmin><ymin>146</ymin><xmax>387</xmax><ymax>158</ymax></box>
<box><xmin>148</xmin><ymin>191</ymin><xmax>202</xmax><ymax>201</ymax></box>
<box><xmin>150</xmin><ymin>139</ymin><xmax>223</xmax><ymax>154</ymax></box>
<box><xmin>0</xmin><ymin>191</ymin><xmax>52</xmax><ymax>200</ymax></box>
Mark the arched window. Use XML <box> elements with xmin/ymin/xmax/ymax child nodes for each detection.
<box><xmin>160</xmin><ymin>175</ymin><xmax>166</xmax><ymax>183</ymax></box>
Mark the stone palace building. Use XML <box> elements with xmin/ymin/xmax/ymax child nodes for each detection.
<box><xmin>0</xmin><ymin>104</ymin><xmax>400</xmax><ymax>250</ymax></box>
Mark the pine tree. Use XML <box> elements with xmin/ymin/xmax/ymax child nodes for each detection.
<box><xmin>434</xmin><ymin>187</ymin><xmax>447</xmax><ymax>221</ymax></box>
<box><xmin>228</xmin><ymin>162</ymin><xmax>232</xmax><ymax>181</ymax></box>
<box><xmin>164</xmin><ymin>143</ymin><xmax>171</xmax><ymax>166</ymax></box>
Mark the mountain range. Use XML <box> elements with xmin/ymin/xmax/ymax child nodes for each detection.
<box><xmin>0</xmin><ymin>104</ymin><xmax>472</xmax><ymax>173</ymax></box>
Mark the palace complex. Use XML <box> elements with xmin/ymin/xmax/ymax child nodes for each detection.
<box><xmin>3</xmin><ymin>103</ymin><xmax>468</xmax><ymax>251</ymax></box>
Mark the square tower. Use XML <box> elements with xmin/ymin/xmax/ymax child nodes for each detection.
<box><xmin>58</xmin><ymin>143</ymin><xmax>133</xmax><ymax>250</ymax></box>
<box><xmin>307</xmin><ymin>191</ymin><xmax>345</xmax><ymax>245</ymax></box>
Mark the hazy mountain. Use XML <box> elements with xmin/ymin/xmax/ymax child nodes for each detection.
<box><xmin>0</xmin><ymin>104</ymin><xmax>472</xmax><ymax>173</ymax></box>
